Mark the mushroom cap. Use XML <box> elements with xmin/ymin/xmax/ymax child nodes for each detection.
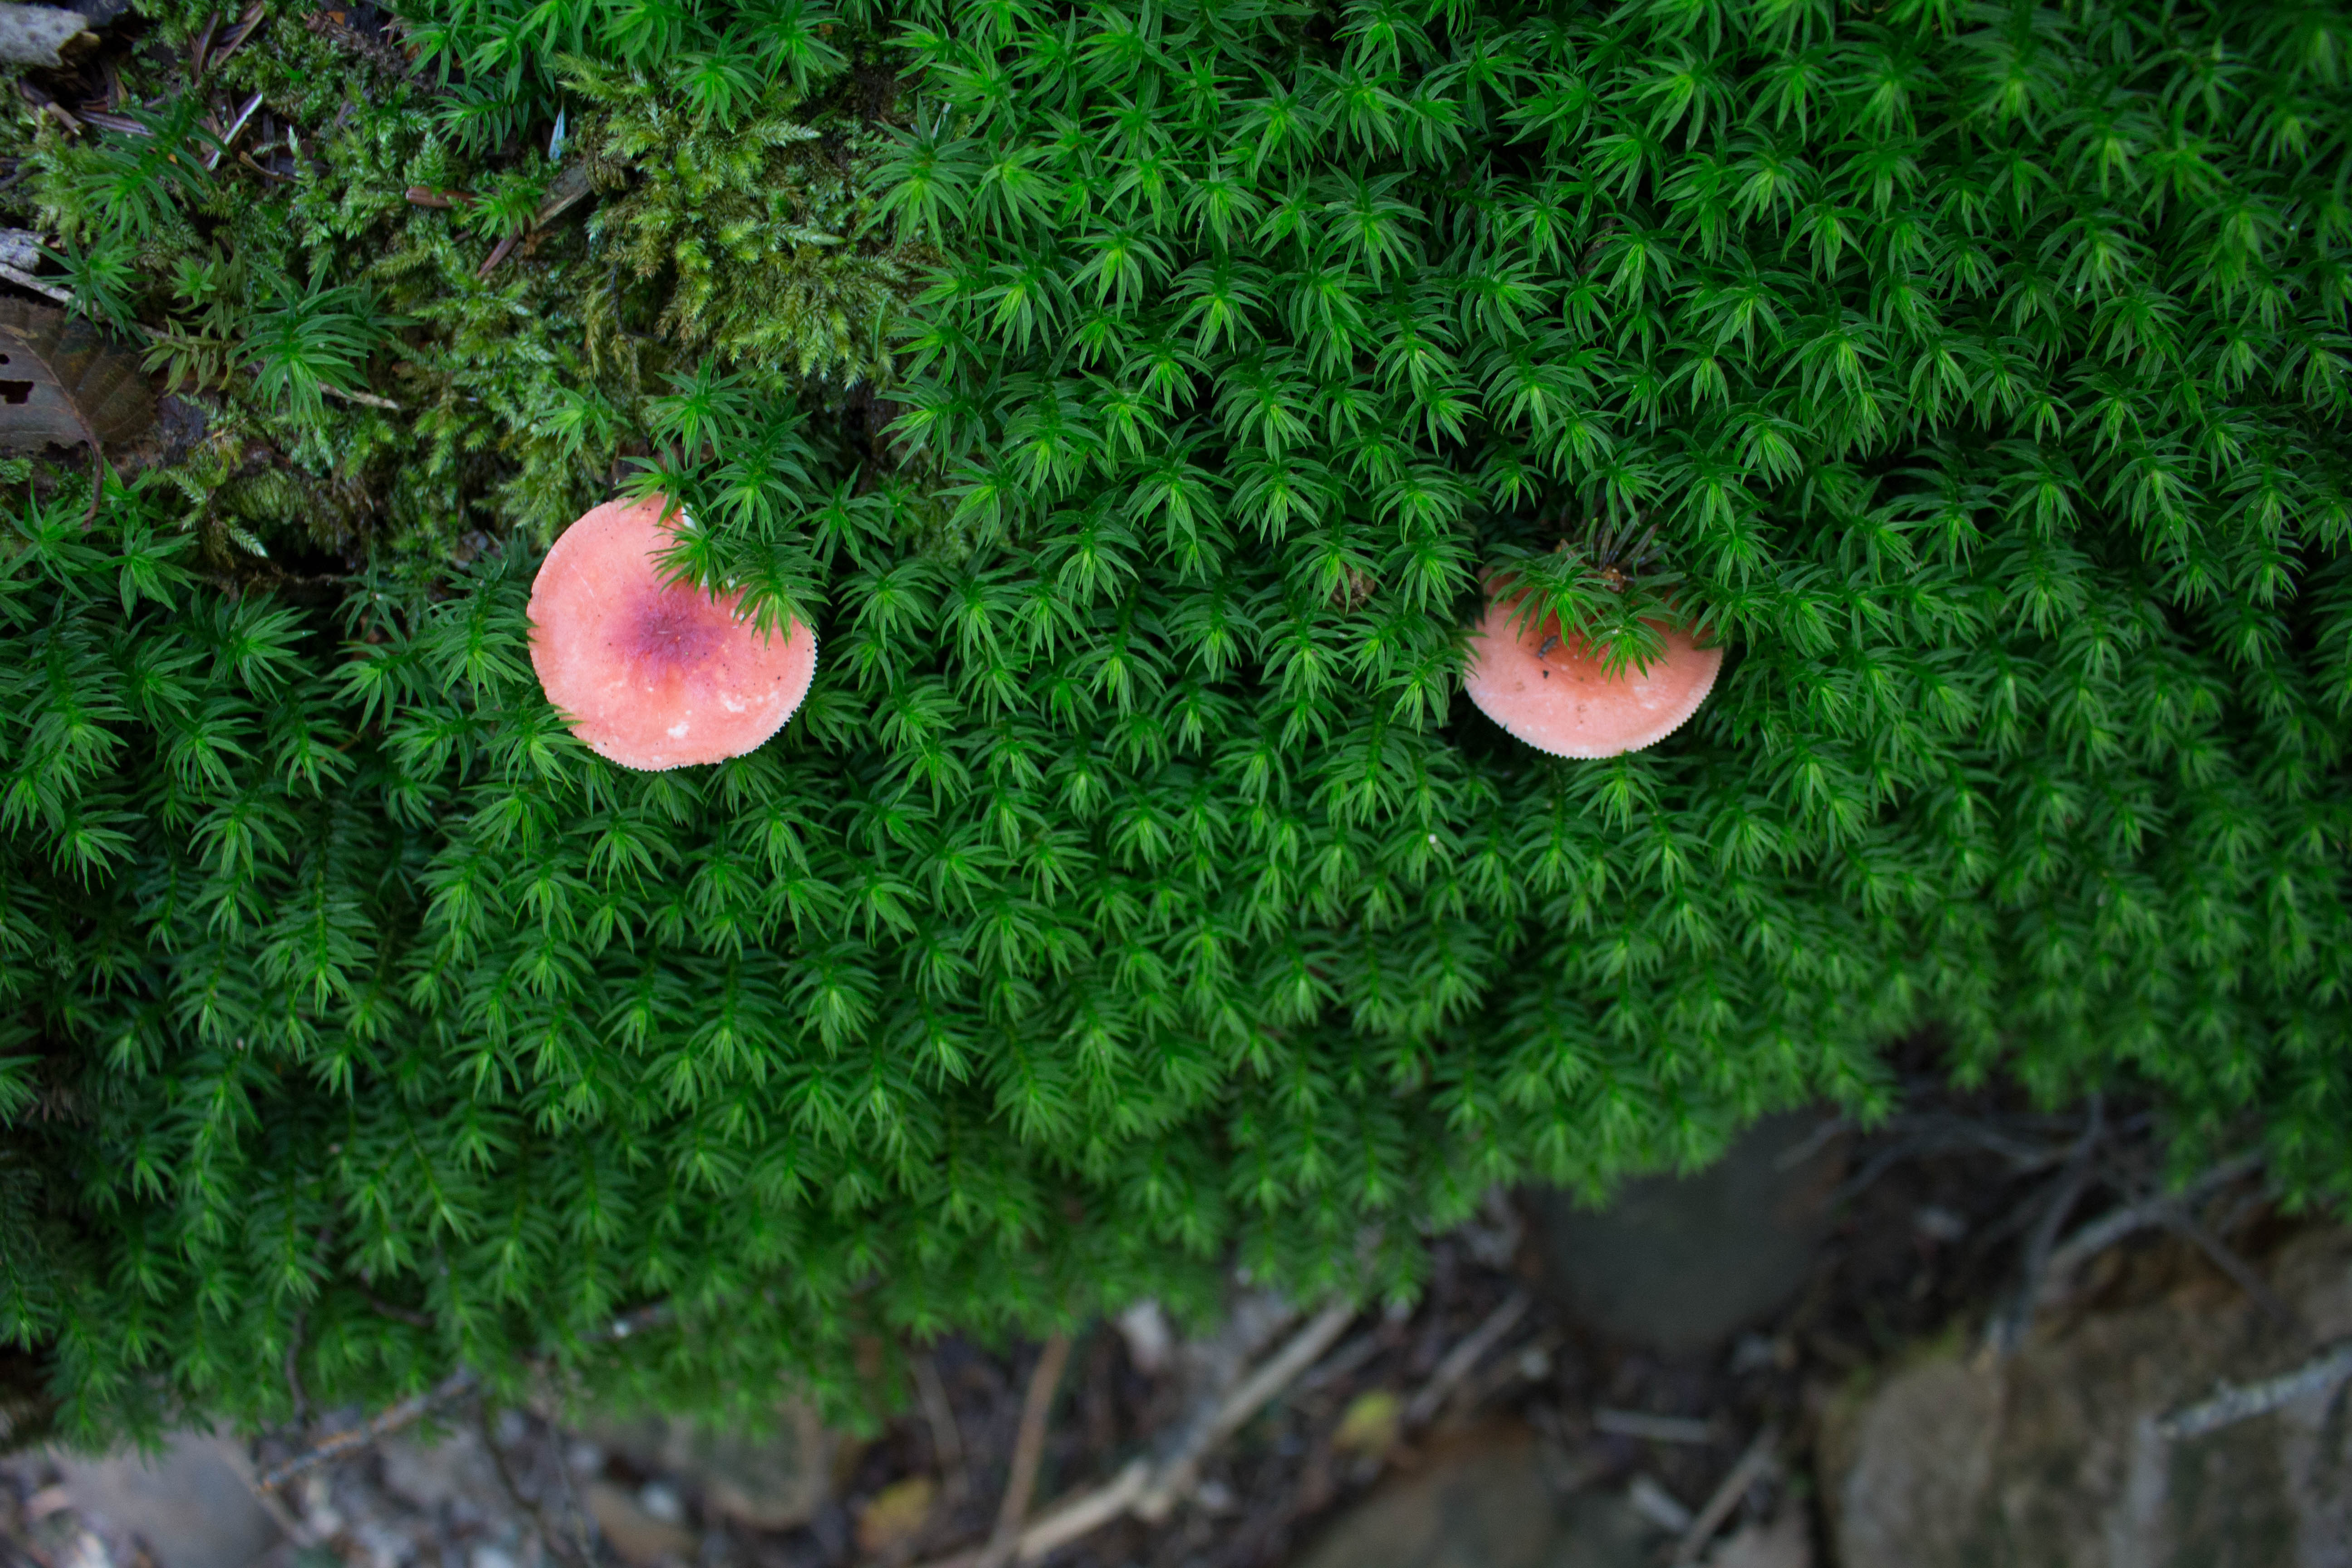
<box><xmin>528</xmin><ymin>494</ymin><xmax>817</xmax><ymax>772</ymax></box>
<box><xmin>1464</xmin><ymin>592</ymin><xmax>1721</xmax><ymax>759</ymax></box>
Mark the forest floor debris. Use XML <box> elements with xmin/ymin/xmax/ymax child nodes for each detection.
<box><xmin>0</xmin><ymin>1075</ymin><xmax>2316</xmax><ymax>1568</ymax></box>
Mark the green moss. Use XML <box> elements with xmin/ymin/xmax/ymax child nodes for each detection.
<box><xmin>562</xmin><ymin>60</ymin><xmax>928</xmax><ymax>393</ymax></box>
<box><xmin>0</xmin><ymin>0</ymin><xmax>2347</xmax><ymax>1450</ymax></box>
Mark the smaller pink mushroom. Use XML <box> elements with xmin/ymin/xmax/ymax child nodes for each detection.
<box><xmin>528</xmin><ymin>495</ymin><xmax>817</xmax><ymax>771</ymax></box>
<box><xmin>1464</xmin><ymin>590</ymin><xmax>1721</xmax><ymax>759</ymax></box>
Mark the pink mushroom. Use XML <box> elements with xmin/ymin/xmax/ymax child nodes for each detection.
<box><xmin>1464</xmin><ymin>590</ymin><xmax>1721</xmax><ymax>759</ymax></box>
<box><xmin>528</xmin><ymin>494</ymin><xmax>817</xmax><ymax>771</ymax></box>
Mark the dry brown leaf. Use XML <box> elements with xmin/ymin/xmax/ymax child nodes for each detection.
<box><xmin>0</xmin><ymin>299</ymin><xmax>156</xmax><ymax>455</ymax></box>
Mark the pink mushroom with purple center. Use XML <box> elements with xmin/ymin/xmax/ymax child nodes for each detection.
<box><xmin>528</xmin><ymin>494</ymin><xmax>817</xmax><ymax>771</ymax></box>
<box><xmin>1464</xmin><ymin>588</ymin><xmax>1721</xmax><ymax>760</ymax></box>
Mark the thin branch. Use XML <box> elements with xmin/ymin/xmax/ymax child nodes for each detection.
<box><xmin>216</xmin><ymin>1438</ymin><xmax>325</xmax><ymax>1547</ymax></box>
<box><xmin>0</xmin><ymin>263</ymin><xmax>73</xmax><ymax>305</ymax></box>
<box><xmin>1593</xmin><ymin>1409</ymin><xmax>1716</xmax><ymax>1446</ymax></box>
<box><xmin>251</xmin><ymin>1303</ymin><xmax>673</xmax><ymax>1493</ymax></box>
<box><xmin>481</xmin><ymin>1404</ymin><xmax>594</xmax><ymax>1565</ymax></box>
<box><xmin>239</xmin><ymin>151</ymin><xmax>294</xmax><ymax>182</ymax></box>
<box><xmin>973</xmin><ymin>1332</ymin><xmax>1071</xmax><ymax>1568</ymax></box>
<box><xmin>323</xmin><ymin>382</ymin><xmax>402</xmax><ymax>412</ymax></box>
<box><xmin>202</xmin><ymin>91</ymin><xmax>265</xmax><ymax>171</ymax></box>
<box><xmin>2160</xmin><ymin>1207</ymin><xmax>2302</xmax><ymax>1334</ymax></box>
<box><xmin>477</xmin><ymin>232</ymin><xmax>521</xmax><ymax>279</ymax></box>
<box><xmin>189</xmin><ymin>11</ymin><xmax>222</xmax><ymax>78</ymax></box>
<box><xmin>253</xmin><ymin>1368</ymin><xmax>479</xmax><ymax>1491</ymax></box>
<box><xmin>1012</xmin><ymin>1460</ymin><xmax>1150</xmax><ymax>1560</ymax></box>
<box><xmin>210</xmin><ymin>2</ymin><xmax>269</xmax><ymax>70</ymax></box>
<box><xmin>1988</xmin><ymin>1096</ymin><xmax>2102</xmax><ymax>1356</ymax></box>
<box><xmin>1289</xmin><ymin>1328</ymin><xmax>1385</xmax><ymax>1397</ymax></box>
<box><xmin>2157</xmin><ymin>1342</ymin><xmax>2352</xmax><ymax>1441</ymax></box>
<box><xmin>1136</xmin><ymin>1298</ymin><xmax>1356</xmax><ymax>1520</ymax></box>
<box><xmin>1404</xmin><ymin>1288</ymin><xmax>1530</xmax><ymax>1426</ymax></box>
<box><xmin>913</xmin><ymin>1351</ymin><xmax>966</xmax><ymax>1504</ymax></box>
<box><xmin>910</xmin><ymin>1299</ymin><xmax>1359</xmax><ymax>1568</ymax></box>
<box><xmin>2036</xmin><ymin>1152</ymin><xmax>2267</xmax><ymax>1307</ymax></box>
<box><xmin>1833</xmin><ymin>1116</ymin><xmax>2077</xmax><ymax>1206</ymax></box>
<box><xmin>1671</xmin><ymin>1424</ymin><xmax>1779</xmax><ymax>1567</ymax></box>
<box><xmin>1770</xmin><ymin>1115</ymin><xmax>1848</xmax><ymax>1172</ymax></box>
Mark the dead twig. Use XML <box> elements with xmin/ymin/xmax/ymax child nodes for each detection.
<box><xmin>190</xmin><ymin>11</ymin><xmax>222</xmax><ymax>77</ymax></box>
<box><xmin>913</xmin><ymin>1351</ymin><xmax>966</xmax><ymax>1506</ymax></box>
<box><xmin>253</xmin><ymin>1368</ymin><xmax>480</xmax><ymax>1491</ymax></box>
<box><xmin>1290</xmin><ymin>1328</ymin><xmax>1387</xmax><ymax>1397</ymax></box>
<box><xmin>1987</xmin><ymin>1096</ymin><xmax>2103</xmax><ymax>1357</ymax></box>
<box><xmin>216</xmin><ymin>1438</ymin><xmax>325</xmax><ymax>1548</ymax></box>
<box><xmin>2160</xmin><ymin>1205</ymin><xmax>2302</xmax><ymax>1334</ymax></box>
<box><xmin>1404</xmin><ymin>1288</ymin><xmax>1530</xmax><ymax>1426</ymax></box>
<box><xmin>1771</xmin><ymin>1115</ymin><xmax>1848</xmax><ymax>1172</ymax></box>
<box><xmin>973</xmin><ymin>1332</ymin><xmax>1072</xmax><ymax>1568</ymax></box>
<box><xmin>1671</xmin><ymin>1424</ymin><xmax>1779</xmax><ymax>1566</ymax></box>
<box><xmin>1593</xmin><ymin>1409</ymin><xmax>1716</xmax><ymax>1446</ymax></box>
<box><xmin>203</xmin><ymin>90</ymin><xmax>265</xmax><ymax>170</ymax></box>
<box><xmin>1024</xmin><ymin>1460</ymin><xmax>1154</xmax><ymax>1555</ymax></box>
<box><xmin>1627</xmin><ymin>1475</ymin><xmax>1693</xmax><ymax>1534</ymax></box>
<box><xmin>531</xmin><ymin>165</ymin><xmax>595</xmax><ymax>231</ymax></box>
<box><xmin>1832</xmin><ymin>1115</ymin><xmax>2078</xmax><ymax>1206</ymax></box>
<box><xmin>323</xmin><ymin>383</ymin><xmax>402</xmax><ymax>412</ymax></box>
<box><xmin>911</xmin><ymin>1299</ymin><xmax>1358</xmax><ymax>1568</ymax></box>
<box><xmin>481</xmin><ymin>1405</ymin><xmax>595</xmax><ymax>1565</ymax></box>
<box><xmin>251</xmin><ymin>1303</ymin><xmax>671</xmax><ymax>1494</ymax></box>
<box><xmin>1137</xmin><ymin>1298</ymin><xmax>1358</xmax><ymax>1518</ymax></box>
<box><xmin>2036</xmin><ymin>1152</ymin><xmax>2265</xmax><ymax>1305</ymax></box>
<box><xmin>0</xmin><ymin>262</ymin><xmax>74</xmax><ymax>305</ymax></box>
<box><xmin>2157</xmin><ymin>1341</ymin><xmax>2352</xmax><ymax>1441</ymax></box>
<box><xmin>476</xmin><ymin>232</ymin><xmax>520</xmax><ymax>278</ymax></box>
<box><xmin>211</xmin><ymin>2</ymin><xmax>270</xmax><ymax>69</ymax></box>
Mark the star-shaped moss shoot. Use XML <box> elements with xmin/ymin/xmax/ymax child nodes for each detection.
<box><xmin>528</xmin><ymin>495</ymin><xmax>816</xmax><ymax>771</ymax></box>
<box><xmin>1465</xmin><ymin>592</ymin><xmax>1721</xmax><ymax>760</ymax></box>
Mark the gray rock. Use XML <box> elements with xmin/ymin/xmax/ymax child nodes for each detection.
<box><xmin>582</xmin><ymin>1479</ymin><xmax>696</xmax><ymax>1566</ymax></box>
<box><xmin>1822</xmin><ymin>1226</ymin><xmax>2352</xmax><ymax>1568</ymax></box>
<box><xmin>0</xmin><ymin>230</ymin><xmax>42</xmax><ymax>275</ymax></box>
<box><xmin>377</xmin><ymin>1426</ymin><xmax>514</xmax><ymax>1524</ymax></box>
<box><xmin>50</xmin><ymin>1431</ymin><xmax>281</xmax><ymax>1568</ymax></box>
<box><xmin>1291</xmin><ymin>1427</ymin><xmax>1656</xmax><ymax>1568</ymax></box>
<box><xmin>1525</xmin><ymin>1112</ymin><xmax>1844</xmax><ymax>1354</ymax></box>
<box><xmin>588</xmin><ymin>1398</ymin><xmax>834</xmax><ymax>1531</ymax></box>
<box><xmin>0</xmin><ymin>5</ymin><xmax>93</xmax><ymax>67</ymax></box>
